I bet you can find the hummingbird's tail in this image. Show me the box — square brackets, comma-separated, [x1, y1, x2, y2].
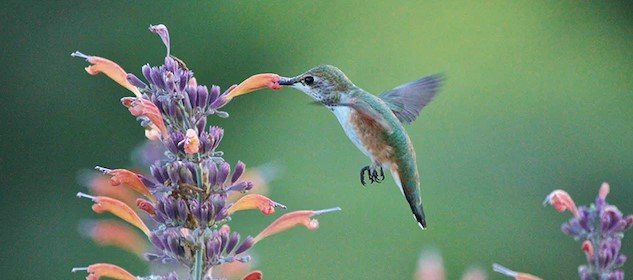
[390, 167, 427, 229]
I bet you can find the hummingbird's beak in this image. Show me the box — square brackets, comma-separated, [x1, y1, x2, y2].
[278, 76, 298, 86]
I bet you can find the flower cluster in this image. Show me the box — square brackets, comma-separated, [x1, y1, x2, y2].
[71, 24, 339, 280]
[544, 183, 632, 280]
[495, 183, 631, 280]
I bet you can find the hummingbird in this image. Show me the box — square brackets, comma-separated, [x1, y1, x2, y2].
[278, 65, 442, 229]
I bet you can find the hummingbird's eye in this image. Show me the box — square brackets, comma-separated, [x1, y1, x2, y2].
[304, 76, 314, 85]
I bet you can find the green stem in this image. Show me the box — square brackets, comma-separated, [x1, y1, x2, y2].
[192, 240, 205, 280]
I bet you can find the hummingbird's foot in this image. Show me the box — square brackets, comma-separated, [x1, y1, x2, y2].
[373, 166, 385, 183]
[360, 165, 384, 185]
[360, 166, 374, 186]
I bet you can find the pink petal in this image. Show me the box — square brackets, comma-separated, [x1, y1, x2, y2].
[599, 182, 610, 200]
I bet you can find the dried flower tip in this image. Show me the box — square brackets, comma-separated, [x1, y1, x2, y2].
[581, 240, 594, 258]
[253, 207, 341, 244]
[71, 51, 141, 98]
[228, 194, 286, 216]
[242, 271, 263, 280]
[136, 198, 156, 215]
[121, 97, 169, 139]
[95, 166, 155, 202]
[72, 263, 136, 280]
[599, 182, 610, 200]
[149, 24, 170, 57]
[81, 220, 147, 256]
[543, 189, 578, 217]
[184, 129, 200, 155]
[226, 73, 282, 100]
[492, 263, 542, 280]
[77, 192, 150, 236]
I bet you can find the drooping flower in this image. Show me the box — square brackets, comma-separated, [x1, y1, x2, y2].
[77, 192, 150, 236]
[95, 166, 155, 202]
[70, 52, 142, 98]
[543, 189, 578, 217]
[81, 172, 138, 207]
[121, 97, 169, 139]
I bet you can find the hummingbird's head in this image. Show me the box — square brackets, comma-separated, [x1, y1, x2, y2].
[279, 65, 355, 106]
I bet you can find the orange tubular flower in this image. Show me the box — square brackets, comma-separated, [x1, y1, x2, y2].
[71, 52, 141, 98]
[82, 220, 148, 257]
[121, 97, 169, 139]
[226, 73, 282, 100]
[543, 189, 579, 217]
[71, 263, 136, 280]
[228, 194, 286, 216]
[85, 173, 138, 207]
[95, 166, 155, 202]
[253, 207, 341, 244]
[77, 192, 150, 236]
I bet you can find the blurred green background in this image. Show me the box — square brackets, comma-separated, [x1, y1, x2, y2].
[1, 1, 632, 279]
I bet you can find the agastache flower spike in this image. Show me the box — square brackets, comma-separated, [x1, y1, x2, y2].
[95, 166, 155, 202]
[71, 52, 141, 98]
[77, 192, 150, 236]
[74, 24, 341, 279]
[253, 207, 341, 244]
[72, 263, 136, 280]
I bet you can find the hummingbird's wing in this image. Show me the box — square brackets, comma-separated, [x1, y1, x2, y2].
[378, 74, 444, 124]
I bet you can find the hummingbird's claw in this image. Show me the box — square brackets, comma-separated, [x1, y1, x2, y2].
[360, 166, 372, 186]
[360, 165, 384, 186]
[370, 165, 385, 183]
[378, 167, 385, 182]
